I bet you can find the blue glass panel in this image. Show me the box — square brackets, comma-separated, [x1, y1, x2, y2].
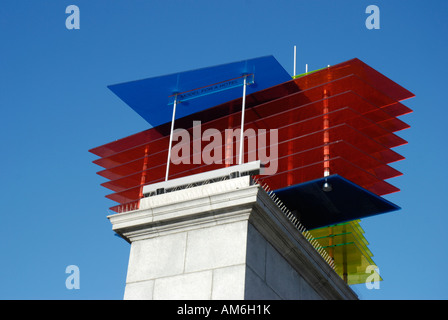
[167, 73, 255, 105]
[107, 56, 292, 127]
[274, 174, 400, 229]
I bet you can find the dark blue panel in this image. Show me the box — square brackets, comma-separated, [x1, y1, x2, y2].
[274, 175, 400, 230]
[108, 55, 292, 127]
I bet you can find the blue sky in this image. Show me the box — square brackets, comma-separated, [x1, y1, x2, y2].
[0, 0, 446, 300]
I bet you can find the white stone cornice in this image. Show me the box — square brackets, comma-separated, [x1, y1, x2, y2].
[108, 176, 258, 242]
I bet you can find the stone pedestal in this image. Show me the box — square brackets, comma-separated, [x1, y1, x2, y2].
[108, 176, 357, 300]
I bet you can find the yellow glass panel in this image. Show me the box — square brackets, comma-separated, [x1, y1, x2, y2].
[309, 220, 382, 285]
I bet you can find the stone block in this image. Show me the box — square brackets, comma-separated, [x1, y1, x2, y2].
[126, 232, 187, 283]
[123, 280, 154, 300]
[211, 264, 246, 300]
[153, 270, 213, 300]
[184, 221, 248, 273]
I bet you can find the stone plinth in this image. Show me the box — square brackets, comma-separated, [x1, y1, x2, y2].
[108, 176, 357, 300]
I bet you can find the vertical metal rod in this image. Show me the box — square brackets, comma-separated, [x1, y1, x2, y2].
[165, 94, 178, 181]
[138, 144, 150, 209]
[323, 89, 330, 177]
[342, 224, 348, 283]
[293, 46, 297, 77]
[238, 75, 247, 165]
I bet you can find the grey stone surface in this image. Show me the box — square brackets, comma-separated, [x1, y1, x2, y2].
[153, 270, 213, 300]
[211, 264, 246, 299]
[126, 232, 187, 283]
[244, 266, 281, 300]
[265, 241, 307, 299]
[123, 280, 154, 300]
[184, 221, 248, 273]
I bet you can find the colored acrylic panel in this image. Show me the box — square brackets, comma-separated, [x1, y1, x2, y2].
[293, 58, 414, 102]
[309, 220, 382, 285]
[98, 136, 402, 196]
[107, 55, 292, 127]
[274, 175, 400, 230]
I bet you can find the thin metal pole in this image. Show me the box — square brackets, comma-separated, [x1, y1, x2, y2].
[323, 89, 330, 177]
[293, 46, 297, 77]
[138, 144, 150, 208]
[165, 94, 178, 181]
[238, 75, 247, 165]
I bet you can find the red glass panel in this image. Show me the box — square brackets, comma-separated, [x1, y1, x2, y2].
[97, 119, 406, 202]
[89, 126, 166, 158]
[254, 157, 399, 196]
[293, 58, 414, 102]
[92, 74, 410, 169]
